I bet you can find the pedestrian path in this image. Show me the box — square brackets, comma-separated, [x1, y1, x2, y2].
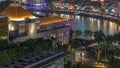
[80, 57, 97, 65]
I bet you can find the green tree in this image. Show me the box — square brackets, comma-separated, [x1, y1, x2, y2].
[84, 30, 93, 40]
[93, 30, 105, 61]
[74, 30, 82, 39]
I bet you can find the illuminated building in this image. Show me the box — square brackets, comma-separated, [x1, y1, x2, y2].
[1, 3, 73, 45]
[1, 3, 40, 43]
[38, 16, 73, 45]
[19, 0, 50, 9]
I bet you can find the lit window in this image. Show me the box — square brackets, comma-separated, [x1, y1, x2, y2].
[19, 23, 25, 33]
[66, 32, 68, 35]
[59, 39, 61, 41]
[28, 23, 36, 38]
[51, 33, 56, 38]
[59, 33, 61, 36]
[9, 23, 14, 31]
[61, 33, 63, 36]
[43, 37, 46, 39]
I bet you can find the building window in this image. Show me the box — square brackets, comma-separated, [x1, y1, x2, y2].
[61, 33, 63, 36]
[62, 39, 64, 45]
[9, 23, 14, 31]
[43, 36, 47, 39]
[63, 39, 66, 44]
[51, 33, 56, 38]
[28, 23, 36, 38]
[19, 27, 25, 33]
[66, 32, 68, 35]
[59, 33, 61, 37]
[19, 23, 25, 33]
[36, 23, 40, 29]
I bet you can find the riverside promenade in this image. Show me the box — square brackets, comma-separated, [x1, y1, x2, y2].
[38, 9, 120, 24]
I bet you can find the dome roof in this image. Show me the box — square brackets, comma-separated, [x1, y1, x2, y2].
[1, 3, 32, 20]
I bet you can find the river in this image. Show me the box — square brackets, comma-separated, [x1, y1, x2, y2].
[35, 11, 120, 36]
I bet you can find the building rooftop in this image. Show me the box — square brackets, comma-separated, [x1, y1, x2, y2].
[1, 3, 33, 20]
[40, 16, 69, 26]
[0, 50, 72, 68]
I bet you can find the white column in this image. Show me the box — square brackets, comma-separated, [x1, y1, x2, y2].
[28, 23, 36, 39]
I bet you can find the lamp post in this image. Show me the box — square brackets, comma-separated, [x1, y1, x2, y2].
[79, 46, 85, 68]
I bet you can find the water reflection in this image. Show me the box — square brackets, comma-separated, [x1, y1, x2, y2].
[57, 14, 120, 35]
[37, 12, 120, 36]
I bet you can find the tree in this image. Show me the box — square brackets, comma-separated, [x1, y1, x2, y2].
[84, 30, 93, 40]
[74, 30, 82, 39]
[93, 30, 105, 61]
[94, 30, 105, 43]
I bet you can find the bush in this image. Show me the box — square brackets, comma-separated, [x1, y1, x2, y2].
[0, 38, 53, 63]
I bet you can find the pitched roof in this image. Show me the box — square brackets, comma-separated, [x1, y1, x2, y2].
[40, 16, 69, 25]
[1, 3, 32, 19]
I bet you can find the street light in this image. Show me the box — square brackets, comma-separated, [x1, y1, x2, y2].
[79, 46, 85, 68]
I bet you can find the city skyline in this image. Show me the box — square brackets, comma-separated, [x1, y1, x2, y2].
[0, 0, 120, 68]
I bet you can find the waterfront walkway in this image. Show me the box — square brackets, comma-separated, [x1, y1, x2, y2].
[38, 9, 120, 24]
[82, 58, 96, 65]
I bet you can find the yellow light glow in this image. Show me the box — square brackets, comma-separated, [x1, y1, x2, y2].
[29, 16, 37, 19]
[10, 18, 25, 21]
[94, 62, 106, 68]
[0, 36, 8, 40]
[100, 0, 104, 2]
[30, 23, 35, 33]
[9, 24, 14, 31]
[94, 64, 106, 68]
[40, 16, 69, 26]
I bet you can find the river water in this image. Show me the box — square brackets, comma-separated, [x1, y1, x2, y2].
[35, 11, 120, 36]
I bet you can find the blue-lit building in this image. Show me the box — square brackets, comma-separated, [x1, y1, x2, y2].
[19, 0, 52, 9]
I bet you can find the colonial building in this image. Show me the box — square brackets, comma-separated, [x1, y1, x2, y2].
[38, 16, 73, 45]
[1, 3, 40, 43]
[1, 3, 73, 45]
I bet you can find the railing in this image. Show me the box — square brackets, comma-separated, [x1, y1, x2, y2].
[40, 9, 120, 22]
[9, 31, 27, 38]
